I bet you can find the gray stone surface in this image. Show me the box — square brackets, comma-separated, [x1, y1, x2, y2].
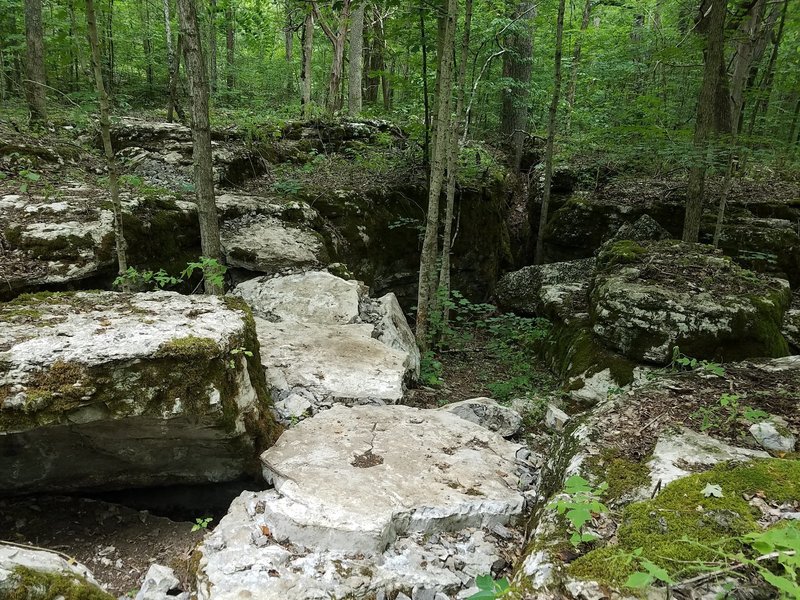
[440, 397, 522, 437]
[0, 543, 104, 594]
[0, 291, 274, 494]
[783, 309, 800, 353]
[232, 272, 418, 421]
[544, 404, 570, 431]
[749, 420, 796, 453]
[135, 564, 186, 600]
[197, 404, 532, 599]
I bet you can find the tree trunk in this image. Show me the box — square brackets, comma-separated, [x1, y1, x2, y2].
[86, 0, 128, 287]
[746, 0, 788, 137]
[499, 0, 534, 172]
[210, 0, 217, 92]
[176, 0, 223, 294]
[533, 0, 566, 265]
[713, 0, 765, 247]
[142, 0, 154, 88]
[284, 0, 294, 96]
[420, 4, 430, 168]
[225, 0, 234, 90]
[164, 0, 185, 122]
[107, 0, 115, 92]
[24, 0, 47, 123]
[683, 0, 729, 243]
[301, 10, 314, 118]
[313, 0, 351, 113]
[415, 0, 457, 348]
[348, 3, 364, 116]
[68, 0, 78, 91]
[439, 0, 472, 323]
[565, 0, 591, 135]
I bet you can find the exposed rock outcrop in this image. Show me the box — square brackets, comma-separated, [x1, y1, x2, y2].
[0, 290, 278, 494]
[590, 240, 791, 364]
[197, 404, 536, 599]
[232, 271, 419, 422]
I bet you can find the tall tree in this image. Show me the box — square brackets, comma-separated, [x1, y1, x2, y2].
[300, 8, 314, 118]
[415, 0, 457, 347]
[23, 0, 47, 123]
[439, 0, 472, 324]
[225, 0, 235, 90]
[683, 0, 730, 243]
[163, 0, 184, 122]
[176, 0, 224, 294]
[500, 0, 534, 172]
[533, 0, 566, 265]
[86, 0, 128, 287]
[565, 0, 591, 135]
[284, 0, 295, 97]
[210, 0, 218, 92]
[348, 2, 365, 116]
[312, 0, 351, 112]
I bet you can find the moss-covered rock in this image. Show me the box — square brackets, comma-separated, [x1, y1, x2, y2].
[590, 240, 791, 364]
[0, 290, 279, 494]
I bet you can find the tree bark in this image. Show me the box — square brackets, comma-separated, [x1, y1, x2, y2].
[300, 9, 314, 118]
[313, 0, 351, 113]
[565, 0, 591, 135]
[533, 0, 566, 265]
[439, 0, 472, 323]
[142, 0, 154, 88]
[225, 0, 235, 90]
[284, 0, 294, 96]
[499, 0, 534, 172]
[348, 3, 364, 116]
[210, 0, 217, 92]
[86, 0, 128, 287]
[415, 0, 457, 348]
[713, 0, 765, 247]
[24, 0, 47, 123]
[164, 0, 185, 122]
[746, 0, 788, 136]
[683, 0, 729, 243]
[176, 0, 223, 294]
[420, 4, 430, 168]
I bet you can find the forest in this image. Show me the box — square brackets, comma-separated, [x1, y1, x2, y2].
[1, 0, 800, 598]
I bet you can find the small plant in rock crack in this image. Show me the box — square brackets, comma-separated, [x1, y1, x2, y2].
[548, 475, 608, 547]
[191, 517, 213, 532]
[669, 346, 726, 377]
[228, 347, 253, 369]
[690, 392, 770, 434]
[467, 574, 511, 599]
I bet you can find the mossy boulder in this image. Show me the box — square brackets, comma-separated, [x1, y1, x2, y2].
[590, 240, 791, 364]
[784, 308, 800, 353]
[0, 290, 279, 495]
[0, 544, 112, 600]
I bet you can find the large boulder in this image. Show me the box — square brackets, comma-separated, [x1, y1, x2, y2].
[0, 543, 111, 599]
[590, 240, 791, 364]
[232, 271, 419, 421]
[197, 404, 535, 599]
[0, 290, 279, 494]
[784, 308, 800, 353]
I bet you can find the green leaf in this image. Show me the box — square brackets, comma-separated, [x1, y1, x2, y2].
[625, 572, 653, 588]
[702, 483, 723, 498]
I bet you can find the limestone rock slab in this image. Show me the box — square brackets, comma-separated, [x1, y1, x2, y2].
[0, 291, 277, 494]
[0, 543, 107, 597]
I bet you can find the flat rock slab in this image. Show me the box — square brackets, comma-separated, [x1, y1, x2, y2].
[0, 291, 276, 494]
[0, 543, 106, 597]
[260, 404, 531, 555]
[197, 404, 534, 600]
[233, 272, 419, 420]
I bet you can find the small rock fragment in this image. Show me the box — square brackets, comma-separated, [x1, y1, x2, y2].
[750, 421, 796, 453]
[544, 404, 570, 431]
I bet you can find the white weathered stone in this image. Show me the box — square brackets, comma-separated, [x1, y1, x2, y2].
[440, 397, 522, 437]
[222, 215, 324, 273]
[197, 404, 531, 600]
[135, 564, 182, 600]
[0, 544, 103, 593]
[544, 404, 570, 431]
[374, 293, 421, 378]
[234, 271, 361, 324]
[750, 420, 796, 453]
[645, 428, 769, 495]
[0, 291, 273, 494]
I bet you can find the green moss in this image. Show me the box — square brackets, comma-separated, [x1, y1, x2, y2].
[4, 567, 115, 600]
[596, 240, 647, 267]
[155, 336, 221, 360]
[586, 451, 651, 501]
[569, 459, 800, 586]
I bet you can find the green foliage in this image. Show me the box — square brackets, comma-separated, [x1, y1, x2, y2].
[548, 475, 609, 547]
[272, 178, 303, 196]
[467, 575, 511, 599]
[690, 392, 770, 434]
[228, 346, 254, 369]
[114, 257, 227, 292]
[668, 346, 726, 377]
[420, 350, 443, 387]
[191, 517, 213, 532]
[742, 521, 800, 598]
